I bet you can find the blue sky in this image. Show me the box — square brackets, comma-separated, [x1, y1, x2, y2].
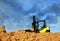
[0, 0, 60, 32]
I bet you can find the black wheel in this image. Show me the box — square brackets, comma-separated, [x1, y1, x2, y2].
[46, 30, 50, 32]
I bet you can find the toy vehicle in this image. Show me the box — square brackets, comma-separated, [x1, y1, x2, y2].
[25, 16, 50, 33]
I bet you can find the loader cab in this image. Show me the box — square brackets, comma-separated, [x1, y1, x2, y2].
[37, 20, 50, 33]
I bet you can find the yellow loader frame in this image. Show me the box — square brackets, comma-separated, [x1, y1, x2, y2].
[39, 26, 50, 33]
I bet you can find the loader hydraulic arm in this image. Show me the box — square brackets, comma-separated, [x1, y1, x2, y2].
[32, 16, 38, 32]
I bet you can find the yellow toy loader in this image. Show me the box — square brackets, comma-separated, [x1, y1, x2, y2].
[25, 16, 50, 33]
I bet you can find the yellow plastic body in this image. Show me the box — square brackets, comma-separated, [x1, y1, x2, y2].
[39, 26, 50, 33]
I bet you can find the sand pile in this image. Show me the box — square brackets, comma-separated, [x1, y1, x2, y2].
[0, 26, 60, 41]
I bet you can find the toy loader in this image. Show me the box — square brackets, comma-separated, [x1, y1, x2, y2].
[25, 16, 50, 33]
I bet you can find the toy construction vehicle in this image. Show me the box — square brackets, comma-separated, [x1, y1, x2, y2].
[25, 16, 50, 33]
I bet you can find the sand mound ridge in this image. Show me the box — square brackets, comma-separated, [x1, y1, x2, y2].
[0, 26, 60, 41]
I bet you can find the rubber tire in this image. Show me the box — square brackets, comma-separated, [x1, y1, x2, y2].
[46, 30, 50, 32]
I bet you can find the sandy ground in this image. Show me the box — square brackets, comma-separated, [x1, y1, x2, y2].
[0, 26, 60, 41]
